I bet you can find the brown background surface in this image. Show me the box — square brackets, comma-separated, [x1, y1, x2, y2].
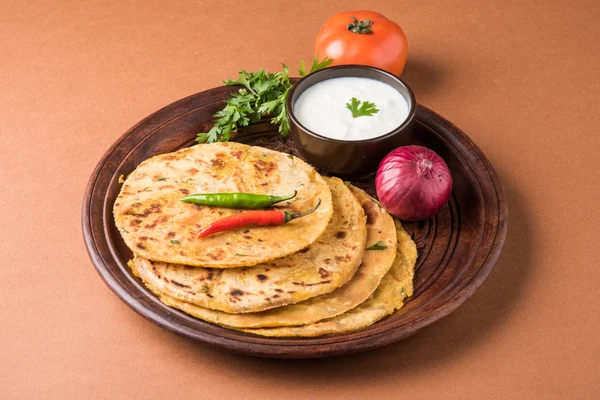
[1, 0, 599, 398]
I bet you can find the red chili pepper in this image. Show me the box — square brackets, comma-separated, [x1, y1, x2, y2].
[197, 199, 321, 239]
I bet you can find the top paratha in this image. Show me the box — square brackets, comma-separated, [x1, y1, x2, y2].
[114, 142, 333, 268]
[129, 177, 367, 313]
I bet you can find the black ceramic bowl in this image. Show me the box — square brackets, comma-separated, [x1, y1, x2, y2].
[287, 65, 416, 176]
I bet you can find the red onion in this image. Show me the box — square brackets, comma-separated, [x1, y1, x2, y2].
[375, 145, 453, 221]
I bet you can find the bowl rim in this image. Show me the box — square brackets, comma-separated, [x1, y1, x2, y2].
[286, 64, 417, 144]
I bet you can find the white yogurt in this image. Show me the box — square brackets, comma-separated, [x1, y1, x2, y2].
[293, 77, 409, 141]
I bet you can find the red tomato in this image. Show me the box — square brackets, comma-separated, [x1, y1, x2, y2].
[314, 11, 408, 76]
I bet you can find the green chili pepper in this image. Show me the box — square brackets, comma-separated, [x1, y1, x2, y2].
[180, 191, 297, 209]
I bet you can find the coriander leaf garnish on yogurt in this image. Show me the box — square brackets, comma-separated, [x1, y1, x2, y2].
[346, 97, 379, 118]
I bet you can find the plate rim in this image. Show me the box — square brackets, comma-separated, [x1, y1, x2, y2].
[82, 86, 507, 359]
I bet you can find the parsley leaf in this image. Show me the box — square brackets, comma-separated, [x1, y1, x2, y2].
[196, 56, 333, 143]
[299, 56, 334, 77]
[346, 97, 379, 118]
[366, 241, 387, 250]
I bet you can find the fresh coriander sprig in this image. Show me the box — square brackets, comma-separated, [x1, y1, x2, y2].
[298, 57, 334, 77]
[197, 56, 333, 143]
[346, 97, 379, 118]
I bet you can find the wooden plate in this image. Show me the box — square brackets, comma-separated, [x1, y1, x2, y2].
[82, 84, 507, 359]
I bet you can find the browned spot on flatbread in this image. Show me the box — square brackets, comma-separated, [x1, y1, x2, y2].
[167, 232, 176, 238]
[230, 289, 244, 297]
[145, 215, 168, 229]
[336, 231, 347, 239]
[170, 280, 191, 288]
[211, 159, 225, 168]
[196, 272, 213, 283]
[179, 188, 189, 195]
[178, 148, 194, 157]
[231, 150, 243, 160]
[123, 202, 163, 218]
[318, 267, 330, 279]
[253, 159, 277, 177]
[187, 168, 199, 174]
[211, 152, 227, 169]
[362, 200, 378, 224]
[292, 280, 332, 287]
[206, 250, 226, 260]
[136, 243, 146, 250]
[130, 219, 142, 227]
[257, 274, 268, 281]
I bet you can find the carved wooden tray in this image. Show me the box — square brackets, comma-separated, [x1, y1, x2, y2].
[82, 85, 507, 359]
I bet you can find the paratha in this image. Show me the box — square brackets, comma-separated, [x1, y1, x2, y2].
[151, 184, 397, 327]
[129, 177, 367, 313]
[114, 142, 333, 268]
[239, 220, 417, 337]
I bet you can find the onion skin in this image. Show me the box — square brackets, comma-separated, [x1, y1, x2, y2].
[375, 145, 453, 221]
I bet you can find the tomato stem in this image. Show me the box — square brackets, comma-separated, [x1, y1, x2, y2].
[347, 16, 373, 34]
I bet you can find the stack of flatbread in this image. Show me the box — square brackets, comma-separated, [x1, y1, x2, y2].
[114, 142, 417, 337]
